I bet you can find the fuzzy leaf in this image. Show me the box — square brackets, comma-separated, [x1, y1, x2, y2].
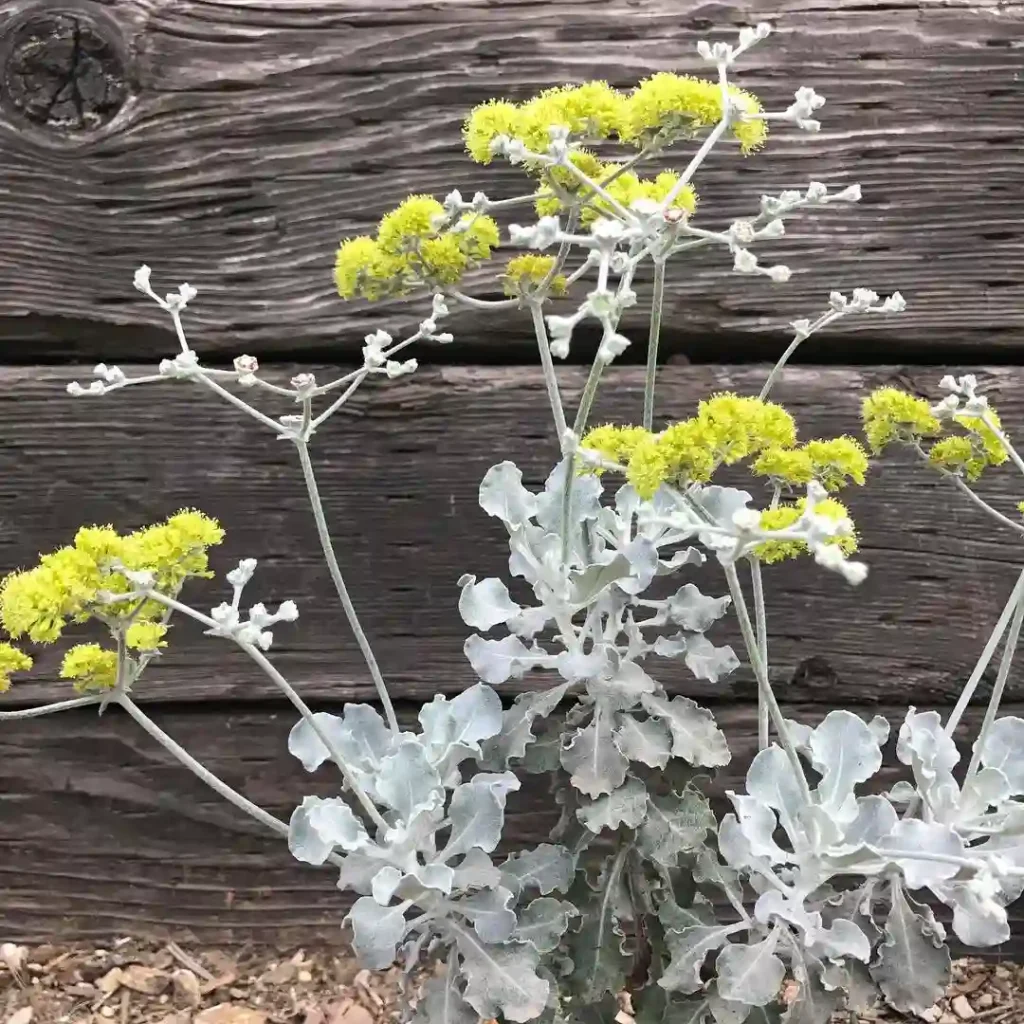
[587, 660, 658, 711]
[782, 957, 841, 1024]
[561, 703, 629, 797]
[745, 746, 805, 845]
[897, 709, 959, 785]
[638, 790, 714, 866]
[684, 635, 740, 684]
[515, 897, 576, 952]
[577, 777, 649, 833]
[874, 819, 965, 890]
[614, 713, 673, 768]
[377, 741, 444, 821]
[454, 924, 550, 1023]
[418, 682, 503, 769]
[452, 848, 502, 890]
[664, 584, 732, 632]
[464, 634, 537, 685]
[456, 885, 518, 943]
[715, 932, 785, 1008]
[641, 693, 730, 768]
[458, 576, 521, 630]
[288, 706, 393, 775]
[501, 843, 576, 897]
[478, 682, 570, 769]
[570, 554, 635, 607]
[870, 881, 950, 1016]
[978, 716, 1024, 793]
[289, 796, 343, 865]
[660, 923, 743, 994]
[347, 896, 407, 968]
[440, 772, 520, 860]
[414, 972, 478, 1024]
[479, 461, 538, 527]
[809, 710, 883, 817]
[568, 908, 631, 1001]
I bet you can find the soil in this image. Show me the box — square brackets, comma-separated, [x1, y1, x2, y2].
[0, 940, 1020, 1024]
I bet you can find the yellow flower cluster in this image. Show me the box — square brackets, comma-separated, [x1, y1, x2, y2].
[0, 642, 32, 693]
[756, 498, 857, 564]
[501, 253, 568, 299]
[0, 510, 223, 644]
[580, 394, 795, 499]
[463, 75, 766, 165]
[334, 196, 500, 300]
[577, 169, 698, 226]
[926, 411, 1009, 481]
[752, 436, 869, 492]
[60, 643, 118, 693]
[862, 388, 942, 453]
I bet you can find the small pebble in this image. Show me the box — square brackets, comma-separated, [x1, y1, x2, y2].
[298, 969, 313, 983]
[99, 1008, 115, 1020]
[951, 994, 975, 1020]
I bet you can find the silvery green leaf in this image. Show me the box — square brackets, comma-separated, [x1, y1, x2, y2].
[716, 932, 785, 1007]
[464, 633, 539, 684]
[652, 634, 690, 659]
[868, 715, 891, 746]
[337, 852, 384, 894]
[371, 866, 403, 905]
[458, 575, 521, 630]
[588, 660, 658, 711]
[978, 716, 1024, 793]
[347, 896, 408, 968]
[413, 972, 477, 1024]
[887, 780, 917, 805]
[660, 923, 745, 993]
[870, 881, 950, 1016]
[507, 605, 551, 639]
[745, 746, 805, 847]
[708, 991, 752, 1024]
[694, 848, 747, 917]
[933, 872, 1010, 946]
[569, 554, 634, 607]
[501, 843, 576, 896]
[287, 711, 349, 772]
[808, 710, 883, 818]
[638, 790, 714, 865]
[304, 795, 372, 853]
[641, 694, 731, 768]
[408, 862, 456, 895]
[377, 741, 445, 821]
[873, 819, 964, 889]
[614, 713, 672, 768]
[659, 892, 716, 933]
[691, 485, 752, 550]
[418, 682, 503, 769]
[478, 681, 570, 769]
[728, 795, 788, 864]
[441, 772, 520, 860]
[577, 777, 648, 833]
[558, 648, 612, 682]
[536, 458, 602, 535]
[567, 910, 631, 1001]
[479, 461, 538, 527]
[454, 924, 550, 1023]
[897, 708, 959, 786]
[665, 584, 732, 632]
[523, 726, 564, 774]
[289, 796, 339, 865]
[456, 885, 518, 942]
[841, 795, 898, 850]
[452, 848, 501, 890]
[814, 919, 872, 963]
[634, 990, 711, 1024]
[782, 956, 841, 1024]
[685, 635, 740, 684]
[561, 703, 629, 797]
[514, 897, 576, 952]
[657, 546, 706, 575]
[617, 536, 660, 594]
[288, 705, 396, 777]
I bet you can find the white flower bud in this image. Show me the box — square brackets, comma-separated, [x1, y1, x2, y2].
[234, 354, 259, 379]
[67, 381, 84, 396]
[881, 291, 906, 314]
[806, 181, 828, 201]
[290, 372, 316, 392]
[431, 293, 449, 318]
[932, 394, 960, 420]
[227, 558, 258, 588]
[385, 358, 417, 379]
[133, 265, 152, 293]
[798, 119, 821, 132]
[755, 22, 772, 39]
[124, 568, 155, 586]
[179, 283, 198, 305]
[733, 248, 759, 274]
[434, 332, 454, 344]
[850, 288, 880, 310]
[697, 40, 714, 61]
[730, 220, 756, 244]
[767, 264, 792, 283]
[757, 220, 785, 239]
[597, 332, 631, 364]
[443, 189, 464, 214]
[276, 600, 299, 622]
[828, 291, 848, 312]
[834, 183, 862, 202]
[791, 318, 812, 341]
[210, 602, 239, 628]
[938, 375, 959, 392]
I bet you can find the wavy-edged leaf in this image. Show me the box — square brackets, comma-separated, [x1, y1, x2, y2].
[478, 681, 570, 770]
[347, 896, 408, 968]
[377, 740, 445, 821]
[715, 931, 785, 1007]
[440, 772, 520, 860]
[808, 710, 883, 818]
[457, 575, 521, 631]
[514, 897, 577, 953]
[455, 885, 518, 943]
[660, 922, 745, 994]
[501, 843, 577, 897]
[685, 635, 740, 684]
[614, 712, 673, 768]
[479, 461, 538, 527]
[638, 790, 714, 866]
[453, 923, 549, 1023]
[641, 693, 730, 768]
[561, 703, 629, 797]
[578, 777, 649, 833]
[979, 716, 1024, 793]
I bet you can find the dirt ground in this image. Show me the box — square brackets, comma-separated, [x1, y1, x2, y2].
[0, 940, 1020, 1024]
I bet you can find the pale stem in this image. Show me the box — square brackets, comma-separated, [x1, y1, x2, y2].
[311, 375, 366, 431]
[867, 846, 1024, 878]
[137, 589, 389, 831]
[0, 695, 102, 720]
[946, 565, 1024, 735]
[749, 558, 770, 749]
[949, 473, 1024, 537]
[295, 440, 399, 735]
[195, 371, 287, 436]
[557, 160, 635, 224]
[116, 693, 292, 840]
[724, 562, 813, 804]
[448, 290, 519, 310]
[642, 258, 667, 431]
[964, 593, 1024, 785]
[528, 299, 568, 440]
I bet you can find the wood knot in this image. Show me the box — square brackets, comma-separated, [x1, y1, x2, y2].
[1, 5, 128, 135]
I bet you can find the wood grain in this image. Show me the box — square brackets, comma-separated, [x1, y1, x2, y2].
[3, 364, 1024, 710]
[2, 700, 1021, 951]
[1, 1, 1022, 360]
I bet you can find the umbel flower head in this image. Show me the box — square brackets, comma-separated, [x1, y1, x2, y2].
[334, 196, 499, 300]
[0, 642, 32, 693]
[0, 510, 223, 645]
[756, 497, 857, 564]
[501, 253, 568, 299]
[862, 387, 942, 452]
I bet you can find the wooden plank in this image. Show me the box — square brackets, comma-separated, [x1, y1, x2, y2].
[2, 364, 1023, 709]
[0, 2, 1022, 359]
[2, 700, 1021, 951]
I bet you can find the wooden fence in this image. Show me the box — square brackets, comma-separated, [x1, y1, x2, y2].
[1, 0, 1023, 952]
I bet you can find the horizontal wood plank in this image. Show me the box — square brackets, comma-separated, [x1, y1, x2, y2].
[0, 1, 1022, 359]
[2, 364, 1024, 710]
[1, 700, 1021, 952]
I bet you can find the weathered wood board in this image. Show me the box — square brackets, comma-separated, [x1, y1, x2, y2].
[0, 0, 1022, 360]
[2, 365, 1023, 709]
[2, 700, 1022, 952]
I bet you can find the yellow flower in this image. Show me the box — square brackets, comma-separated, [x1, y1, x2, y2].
[862, 388, 942, 453]
[755, 498, 856, 564]
[502, 253, 568, 299]
[377, 195, 447, 255]
[1, 547, 100, 643]
[928, 436, 986, 482]
[517, 82, 630, 152]
[0, 642, 32, 693]
[463, 99, 522, 163]
[955, 411, 1009, 468]
[580, 168, 698, 226]
[60, 643, 118, 693]
[626, 436, 670, 499]
[580, 425, 652, 473]
[752, 447, 815, 487]
[696, 393, 796, 463]
[333, 237, 411, 301]
[125, 621, 168, 651]
[123, 509, 224, 592]
[802, 436, 869, 491]
[458, 214, 501, 257]
[623, 73, 768, 153]
[535, 150, 607, 217]
[419, 234, 469, 285]
[658, 419, 717, 484]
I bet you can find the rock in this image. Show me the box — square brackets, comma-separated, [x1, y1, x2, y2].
[951, 995, 975, 1020]
[121, 964, 171, 995]
[298, 969, 313, 984]
[172, 968, 202, 1008]
[975, 993, 994, 1009]
[194, 1006, 268, 1024]
[919, 1007, 942, 1023]
[6, 1008, 33, 1024]
[261, 960, 297, 985]
[96, 966, 124, 995]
